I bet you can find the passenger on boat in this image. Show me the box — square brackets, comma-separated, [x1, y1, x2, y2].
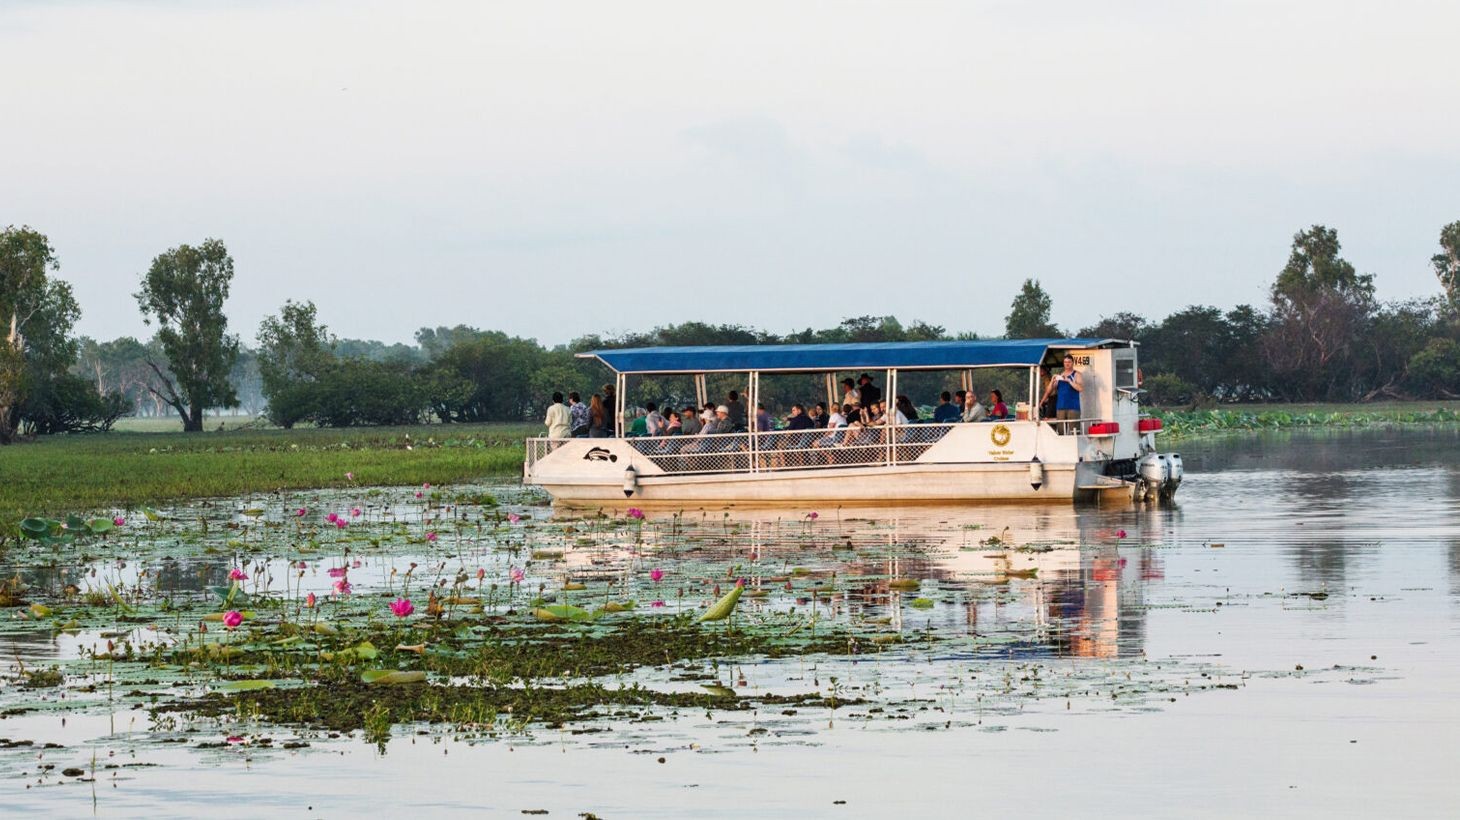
[987, 390, 1009, 420]
[628, 407, 648, 437]
[895, 395, 919, 423]
[809, 402, 827, 428]
[568, 392, 589, 437]
[1043, 354, 1083, 428]
[703, 405, 733, 436]
[724, 391, 747, 431]
[664, 410, 682, 435]
[755, 403, 773, 433]
[785, 403, 816, 431]
[678, 407, 701, 435]
[645, 402, 668, 436]
[857, 374, 881, 409]
[962, 390, 987, 423]
[588, 394, 610, 437]
[841, 378, 860, 408]
[811, 404, 851, 460]
[932, 391, 960, 423]
[544, 392, 572, 439]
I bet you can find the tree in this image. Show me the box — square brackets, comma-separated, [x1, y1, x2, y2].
[1, 226, 67, 443]
[1435, 220, 1460, 317]
[1004, 279, 1060, 338]
[1262, 225, 1376, 401]
[1078, 312, 1150, 343]
[257, 301, 337, 427]
[135, 238, 240, 431]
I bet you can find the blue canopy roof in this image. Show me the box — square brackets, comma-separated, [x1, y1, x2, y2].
[580, 338, 1115, 374]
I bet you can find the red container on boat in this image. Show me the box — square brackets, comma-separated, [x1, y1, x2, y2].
[1138, 418, 1163, 434]
[1087, 421, 1120, 436]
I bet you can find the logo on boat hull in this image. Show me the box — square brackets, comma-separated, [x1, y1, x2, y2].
[990, 424, 1011, 447]
[583, 447, 619, 463]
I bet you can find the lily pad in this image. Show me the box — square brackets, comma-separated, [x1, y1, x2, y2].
[218, 679, 279, 692]
[361, 670, 427, 685]
[533, 605, 593, 622]
[700, 585, 744, 622]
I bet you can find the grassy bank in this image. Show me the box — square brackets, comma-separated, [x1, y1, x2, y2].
[0, 422, 535, 535]
[1151, 401, 1460, 438]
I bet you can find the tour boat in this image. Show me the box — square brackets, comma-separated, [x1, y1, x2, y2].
[524, 338, 1182, 506]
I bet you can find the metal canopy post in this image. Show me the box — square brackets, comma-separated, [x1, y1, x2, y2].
[615, 373, 626, 437]
[886, 368, 897, 465]
[694, 374, 706, 410]
[748, 371, 759, 474]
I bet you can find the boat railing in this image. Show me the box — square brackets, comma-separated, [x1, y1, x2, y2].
[624, 422, 964, 475]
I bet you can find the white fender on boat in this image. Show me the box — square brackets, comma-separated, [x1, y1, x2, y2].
[1029, 457, 1044, 490]
[622, 466, 638, 498]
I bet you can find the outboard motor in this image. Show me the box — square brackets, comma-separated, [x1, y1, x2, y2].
[1138, 453, 1166, 501]
[623, 466, 638, 498]
[1161, 453, 1184, 499]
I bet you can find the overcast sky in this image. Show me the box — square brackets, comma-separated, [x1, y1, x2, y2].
[4, 0, 1457, 347]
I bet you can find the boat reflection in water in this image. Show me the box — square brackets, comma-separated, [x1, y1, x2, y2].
[552, 502, 1171, 661]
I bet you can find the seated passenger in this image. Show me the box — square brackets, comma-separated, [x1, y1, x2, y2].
[932, 391, 961, 423]
[785, 403, 815, 431]
[962, 390, 987, 423]
[664, 411, 681, 435]
[644, 402, 667, 436]
[724, 391, 747, 431]
[987, 390, 1009, 420]
[755, 403, 773, 433]
[679, 407, 701, 435]
[628, 408, 648, 437]
[895, 395, 918, 424]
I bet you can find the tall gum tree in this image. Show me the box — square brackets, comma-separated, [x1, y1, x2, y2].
[0, 226, 63, 444]
[134, 238, 240, 432]
[1435, 221, 1460, 318]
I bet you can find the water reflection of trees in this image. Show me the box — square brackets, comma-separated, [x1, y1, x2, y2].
[1281, 472, 1365, 587]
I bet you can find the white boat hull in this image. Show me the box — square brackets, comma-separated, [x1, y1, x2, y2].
[538, 460, 1081, 506]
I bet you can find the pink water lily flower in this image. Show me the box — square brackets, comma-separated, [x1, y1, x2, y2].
[1116, 529, 1128, 539]
[735, 577, 747, 587]
[335, 519, 348, 529]
[305, 592, 317, 608]
[226, 735, 245, 745]
[228, 568, 248, 581]
[326, 512, 339, 523]
[389, 598, 414, 618]
[649, 568, 664, 583]
[415, 491, 423, 499]
[333, 578, 352, 595]
[327, 567, 348, 578]
[422, 482, 431, 490]
[650, 600, 666, 608]
[510, 568, 525, 584]
[222, 610, 243, 628]
[295, 507, 307, 517]
[113, 516, 126, 527]
[626, 507, 645, 520]
[426, 531, 438, 542]
[351, 559, 362, 568]
[346, 472, 354, 481]
[475, 568, 486, 581]
[351, 507, 362, 518]
[507, 513, 521, 524]
[807, 511, 819, 520]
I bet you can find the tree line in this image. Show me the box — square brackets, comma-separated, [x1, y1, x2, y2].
[2, 221, 1457, 441]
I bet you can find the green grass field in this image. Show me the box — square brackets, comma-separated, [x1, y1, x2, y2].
[0, 422, 536, 536]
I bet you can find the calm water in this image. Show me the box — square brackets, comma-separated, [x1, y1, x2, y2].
[3, 427, 1459, 818]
